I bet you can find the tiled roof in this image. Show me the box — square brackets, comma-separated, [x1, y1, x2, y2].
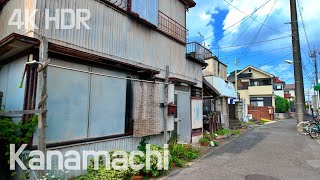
[284, 84, 295, 90]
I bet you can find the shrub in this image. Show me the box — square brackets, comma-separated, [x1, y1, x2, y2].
[199, 137, 210, 145]
[216, 129, 230, 136]
[230, 130, 241, 136]
[276, 96, 290, 113]
[77, 152, 138, 180]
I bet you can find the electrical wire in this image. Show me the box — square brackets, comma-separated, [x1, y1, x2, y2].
[222, 0, 287, 35]
[258, 53, 292, 67]
[238, 0, 278, 61]
[203, 0, 272, 42]
[213, 35, 290, 50]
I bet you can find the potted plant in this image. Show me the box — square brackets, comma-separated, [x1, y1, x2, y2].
[199, 137, 210, 146]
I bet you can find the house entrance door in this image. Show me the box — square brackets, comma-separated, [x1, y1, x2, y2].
[176, 91, 191, 143]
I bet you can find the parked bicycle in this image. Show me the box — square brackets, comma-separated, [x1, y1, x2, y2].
[309, 120, 320, 138]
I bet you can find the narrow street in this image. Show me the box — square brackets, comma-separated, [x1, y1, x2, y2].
[166, 119, 320, 180]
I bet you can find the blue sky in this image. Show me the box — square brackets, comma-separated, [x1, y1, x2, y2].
[187, 0, 320, 99]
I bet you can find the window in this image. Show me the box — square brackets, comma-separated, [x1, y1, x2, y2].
[250, 79, 272, 86]
[131, 0, 159, 26]
[275, 85, 283, 90]
[250, 97, 272, 106]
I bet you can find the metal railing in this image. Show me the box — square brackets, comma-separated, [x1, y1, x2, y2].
[103, 0, 129, 11]
[158, 11, 187, 44]
[186, 42, 212, 60]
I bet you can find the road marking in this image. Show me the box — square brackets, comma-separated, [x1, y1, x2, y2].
[317, 140, 320, 145]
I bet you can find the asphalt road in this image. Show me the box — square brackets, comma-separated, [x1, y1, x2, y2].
[166, 119, 320, 180]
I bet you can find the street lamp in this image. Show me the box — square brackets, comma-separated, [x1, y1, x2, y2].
[284, 60, 294, 64]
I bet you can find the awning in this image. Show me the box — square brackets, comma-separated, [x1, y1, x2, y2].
[204, 76, 237, 98]
[314, 84, 320, 91]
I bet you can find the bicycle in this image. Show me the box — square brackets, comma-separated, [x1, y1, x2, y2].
[309, 120, 320, 138]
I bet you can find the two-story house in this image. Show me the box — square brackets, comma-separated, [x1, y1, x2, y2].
[203, 56, 237, 128]
[0, 0, 203, 178]
[274, 77, 285, 98]
[236, 66, 276, 107]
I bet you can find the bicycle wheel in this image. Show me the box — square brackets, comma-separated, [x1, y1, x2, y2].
[309, 123, 319, 138]
[297, 122, 310, 135]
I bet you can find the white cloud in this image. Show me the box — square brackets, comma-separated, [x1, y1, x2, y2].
[186, 0, 227, 46]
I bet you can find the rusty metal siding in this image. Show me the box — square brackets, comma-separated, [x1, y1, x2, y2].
[0, 0, 37, 40]
[34, 0, 202, 87]
[158, 0, 185, 27]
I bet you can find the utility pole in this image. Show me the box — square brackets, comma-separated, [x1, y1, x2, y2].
[290, 0, 306, 123]
[38, 36, 48, 177]
[310, 51, 319, 109]
[163, 65, 169, 143]
[235, 59, 239, 99]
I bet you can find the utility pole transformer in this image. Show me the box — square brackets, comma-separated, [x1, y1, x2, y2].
[290, 0, 306, 123]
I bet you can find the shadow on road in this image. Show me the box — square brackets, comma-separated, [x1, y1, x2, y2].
[206, 131, 270, 157]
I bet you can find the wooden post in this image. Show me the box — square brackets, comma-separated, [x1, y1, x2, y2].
[164, 66, 169, 143]
[38, 36, 48, 177]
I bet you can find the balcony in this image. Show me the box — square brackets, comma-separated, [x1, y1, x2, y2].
[158, 11, 187, 44]
[103, 0, 129, 11]
[186, 42, 212, 62]
[248, 85, 273, 96]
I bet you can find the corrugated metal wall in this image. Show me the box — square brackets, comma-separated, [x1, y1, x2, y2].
[33, 0, 202, 87]
[0, 0, 37, 40]
[52, 134, 165, 178]
[159, 0, 186, 27]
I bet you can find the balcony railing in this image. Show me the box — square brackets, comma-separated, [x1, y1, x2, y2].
[103, 0, 129, 11]
[158, 11, 187, 44]
[186, 42, 212, 61]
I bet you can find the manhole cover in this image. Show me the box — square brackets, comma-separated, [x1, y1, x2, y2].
[245, 174, 280, 180]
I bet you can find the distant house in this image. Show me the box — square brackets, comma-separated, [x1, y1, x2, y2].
[203, 56, 237, 128]
[284, 84, 295, 100]
[274, 77, 285, 98]
[236, 66, 276, 108]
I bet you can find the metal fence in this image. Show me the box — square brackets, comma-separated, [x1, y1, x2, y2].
[158, 11, 187, 44]
[186, 42, 212, 61]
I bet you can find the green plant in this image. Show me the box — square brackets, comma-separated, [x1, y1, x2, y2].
[230, 130, 241, 136]
[137, 138, 172, 177]
[248, 121, 255, 125]
[78, 153, 137, 180]
[199, 137, 210, 145]
[37, 170, 69, 180]
[213, 141, 219, 146]
[216, 129, 230, 136]
[0, 115, 38, 178]
[276, 96, 290, 113]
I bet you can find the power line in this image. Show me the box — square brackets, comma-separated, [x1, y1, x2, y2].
[258, 53, 292, 67]
[239, 0, 278, 60]
[212, 35, 290, 49]
[203, 0, 272, 42]
[297, 0, 312, 52]
[222, 0, 287, 35]
[226, 46, 292, 58]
